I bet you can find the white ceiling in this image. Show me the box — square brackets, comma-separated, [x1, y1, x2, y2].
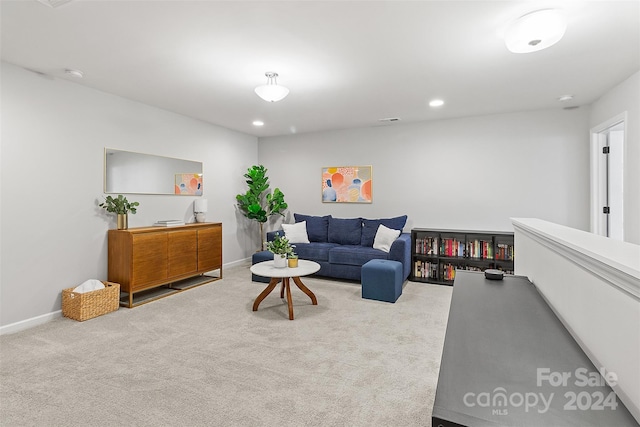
[1, 0, 639, 138]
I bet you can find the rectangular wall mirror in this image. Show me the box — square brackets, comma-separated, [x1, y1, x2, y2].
[104, 148, 203, 195]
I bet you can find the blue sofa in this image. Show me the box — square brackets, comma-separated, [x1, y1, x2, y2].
[263, 214, 411, 282]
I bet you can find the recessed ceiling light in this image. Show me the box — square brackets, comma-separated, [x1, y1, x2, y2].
[429, 99, 444, 107]
[252, 120, 264, 127]
[558, 95, 574, 102]
[65, 69, 84, 78]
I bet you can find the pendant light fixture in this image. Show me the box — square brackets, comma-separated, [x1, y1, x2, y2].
[504, 9, 567, 53]
[255, 72, 289, 102]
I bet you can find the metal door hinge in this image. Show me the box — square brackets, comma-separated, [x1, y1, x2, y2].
[603, 146, 610, 154]
[603, 206, 610, 214]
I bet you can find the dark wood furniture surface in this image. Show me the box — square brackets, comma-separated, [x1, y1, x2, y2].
[432, 270, 637, 427]
[108, 222, 222, 307]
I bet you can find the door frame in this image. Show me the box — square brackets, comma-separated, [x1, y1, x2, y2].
[590, 112, 626, 237]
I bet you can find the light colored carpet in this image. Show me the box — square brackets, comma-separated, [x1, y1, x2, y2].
[0, 262, 452, 427]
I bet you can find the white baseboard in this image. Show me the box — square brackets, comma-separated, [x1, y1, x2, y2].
[0, 310, 62, 335]
[0, 260, 252, 335]
[224, 258, 251, 268]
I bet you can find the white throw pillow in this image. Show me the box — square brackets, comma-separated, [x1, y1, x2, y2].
[373, 224, 401, 252]
[282, 221, 310, 243]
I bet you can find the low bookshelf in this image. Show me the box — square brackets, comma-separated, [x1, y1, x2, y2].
[410, 228, 514, 285]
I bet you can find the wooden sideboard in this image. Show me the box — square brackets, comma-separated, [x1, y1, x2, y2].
[108, 222, 222, 307]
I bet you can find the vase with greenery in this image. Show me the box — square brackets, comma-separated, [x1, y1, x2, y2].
[287, 253, 299, 268]
[99, 194, 140, 230]
[266, 232, 295, 268]
[236, 165, 288, 250]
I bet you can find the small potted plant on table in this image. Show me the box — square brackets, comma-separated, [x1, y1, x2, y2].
[266, 232, 295, 268]
[287, 253, 299, 268]
[99, 195, 140, 230]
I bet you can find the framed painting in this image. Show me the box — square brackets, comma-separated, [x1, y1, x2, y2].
[322, 166, 372, 203]
[175, 173, 203, 195]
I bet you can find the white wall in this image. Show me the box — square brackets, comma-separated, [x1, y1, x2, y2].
[0, 61, 259, 329]
[513, 218, 640, 422]
[590, 71, 640, 244]
[3, 59, 633, 331]
[259, 108, 591, 234]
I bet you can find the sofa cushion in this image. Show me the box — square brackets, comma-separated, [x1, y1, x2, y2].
[328, 217, 362, 245]
[292, 242, 339, 262]
[294, 213, 331, 243]
[282, 221, 310, 243]
[373, 224, 401, 252]
[328, 245, 389, 266]
[360, 215, 407, 247]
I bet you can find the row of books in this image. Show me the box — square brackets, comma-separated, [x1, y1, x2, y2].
[415, 236, 439, 255]
[413, 261, 438, 279]
[466, 239, 493, 259]
[413, 261, 514, 281]
[441, 238, 465, 257]
[412, 262, 461, 281]
[495, 243, 515, 261]
[442, 263, 457, 281]
[414, 236, 515, 261]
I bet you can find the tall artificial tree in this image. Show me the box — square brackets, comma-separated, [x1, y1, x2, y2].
[235, 165, 288, 251]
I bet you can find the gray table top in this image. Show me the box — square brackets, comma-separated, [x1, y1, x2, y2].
[432, 270, 638, 427]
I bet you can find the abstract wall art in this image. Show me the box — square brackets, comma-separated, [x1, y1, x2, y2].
[322, 166, 372, 203]
[175, 173, 203, 195]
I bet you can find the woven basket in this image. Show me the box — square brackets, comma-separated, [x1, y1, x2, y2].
[62, 282, 120, 321]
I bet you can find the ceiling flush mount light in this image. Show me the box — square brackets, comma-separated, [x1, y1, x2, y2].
[65, 68, 84, 78]
[255, 72, 289, 102]
[505, 9, 567, 53]
[429, 99, 444, 107]
[37, 0, 74, 8]
[252, 120, 264, 127]
[558, 94, 574, 102]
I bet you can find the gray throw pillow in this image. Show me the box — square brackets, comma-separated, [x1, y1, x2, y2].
[294, 213, 332, 243]
[361, 215, 407, 247]
[328, 217, 362, 245]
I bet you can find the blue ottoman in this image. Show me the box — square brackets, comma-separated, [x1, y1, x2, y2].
[251, 251, 273, 283]
[361, 259, 403, 303]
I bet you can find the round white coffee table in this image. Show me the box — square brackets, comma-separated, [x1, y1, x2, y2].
[250, 259, 321, 320]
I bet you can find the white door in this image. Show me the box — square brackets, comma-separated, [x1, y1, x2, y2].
[590, 115, 625, 241]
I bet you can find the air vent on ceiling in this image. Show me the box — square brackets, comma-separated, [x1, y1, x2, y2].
[37, 0, 74, 8]
[563, 106, 580, 110]
[378, 117, 401, 122]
